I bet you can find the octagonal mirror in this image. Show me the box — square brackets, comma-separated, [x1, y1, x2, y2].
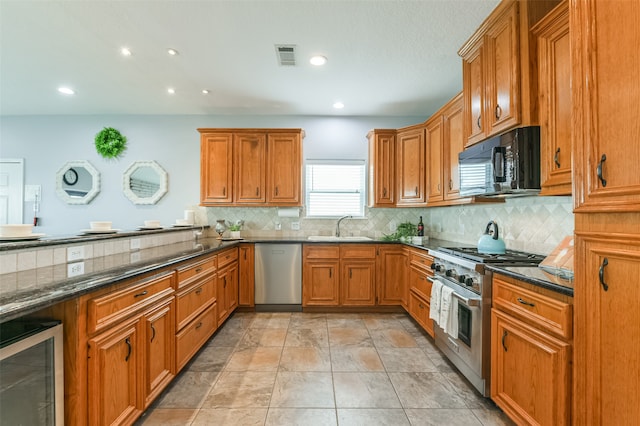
[122, 160, 168, 205]
[55, 160, 100, 204]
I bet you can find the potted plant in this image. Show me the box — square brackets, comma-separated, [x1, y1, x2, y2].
[381, 222, 418, 242]
[228, 220, 243, 239]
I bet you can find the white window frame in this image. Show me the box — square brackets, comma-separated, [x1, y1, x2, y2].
[305, 160, 366, 218]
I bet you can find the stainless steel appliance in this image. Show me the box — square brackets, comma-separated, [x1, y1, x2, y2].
[0, 319, 64, 425]
[459, 126, 541, 197]
[254, 243, 302, 311]
[427, 246, 545, 396]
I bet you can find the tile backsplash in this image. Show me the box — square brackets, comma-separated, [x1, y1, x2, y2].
[205, 195, 574, 255]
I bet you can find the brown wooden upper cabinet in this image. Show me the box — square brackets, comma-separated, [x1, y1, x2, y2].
[396, 124, 426, 206]
[199, 128, 303, 206]
[459, 0, 561, 147]
[533, 1, 571, 196]
[367, 129, 396, 207]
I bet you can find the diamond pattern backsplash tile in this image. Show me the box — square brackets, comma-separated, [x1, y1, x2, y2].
[202, 196, 573, 256]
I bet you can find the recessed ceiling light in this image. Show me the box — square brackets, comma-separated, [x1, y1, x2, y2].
[167, 48, 179, 56]
[333, 101, 345, 109]
[202, 89, 210, 94]
[310, 55, 327, 66]
[167, 88, 176, 94]
[58, 87, 75, 95]
[120, 47, 132, 57]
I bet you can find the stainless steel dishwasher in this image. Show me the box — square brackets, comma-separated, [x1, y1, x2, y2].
[254, 243, 302, 311]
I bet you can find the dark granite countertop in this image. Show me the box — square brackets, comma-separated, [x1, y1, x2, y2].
[485, 265, 574, 297]
[0, 236, 461, 323]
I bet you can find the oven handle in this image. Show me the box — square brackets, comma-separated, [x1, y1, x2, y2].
[427, 276, 481, 307]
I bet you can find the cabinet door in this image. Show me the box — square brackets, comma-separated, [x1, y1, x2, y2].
[485, 2, 520, 136]
[238, 244, 255, 307]
[426, 116, 444, 203]
[572, 0, 640, 211]
[368, 130, 396, 206]
[303, 261, 339, 306]
[143, 299, 175, 408]
[340, 261, 376, 306]
[396, 127, 426, 205]
[536, 2, 571, 196]
[409, 290, 433, 337]
[491, 309, 571, 426]
[217, 263, 238, 324]
[234, 133, 266, 203]
[227, 262, 239, 313]
[462, 40, 486, 146]
[200, 133, 233, 204]
[444, 93, 464, 201]
[267, 132, 301, 205]
[88, 319, 142, 426]
[376, 246, 408, 306]
[575, 235, 640, 424]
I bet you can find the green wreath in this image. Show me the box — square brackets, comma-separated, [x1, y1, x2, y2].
[95, 127, 127, 159]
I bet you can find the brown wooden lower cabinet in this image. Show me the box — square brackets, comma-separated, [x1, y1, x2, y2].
[175, 302, 218, 371]
[238, 243, 255, 307]
[376, 246, 408, 307]
[408, 290, 433, 337]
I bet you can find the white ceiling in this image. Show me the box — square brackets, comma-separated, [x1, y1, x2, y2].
[0, 0, 499, 117]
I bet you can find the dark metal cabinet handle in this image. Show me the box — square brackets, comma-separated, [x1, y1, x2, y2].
[495, 104, 502, 120]
[349, 268, 352, 279]
[195, 322, 203, 330]
[599, 257, 609, 291]
[150, 323, 156, 343]
[597, 154, 607, 187]
[195, 287, 203, 295]
[437, 183, 441, 191]
[418, 303, 425, 309]
[134, 290, 148, 298]
[329, 269, 332, 279]
[275, 187, 279, 196]
[554, 148, 561, 168]
[477, 115, 482, 129]
[223, 277, 227, 288]
[415, 186, 418, 195]
[449, 180, 453, 190]
[244, 250, 247, 260]
[383, 187, 387, 197]
[501, 331, 508, 352]
[222, 187, 226, 196]
[517, 297, 535, 307]
[125, 337, 132, 361]
[256, 187, 259, 196]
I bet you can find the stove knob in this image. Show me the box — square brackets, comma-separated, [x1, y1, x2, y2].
[458, 274, 467, 284]
[433, 264, 445, 272]
[445, 269, 455, 277]
[430, 262, 437, 270]
[465, 277, 475, 287]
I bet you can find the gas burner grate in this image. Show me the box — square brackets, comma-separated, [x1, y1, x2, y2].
[437, 247, 545, 265]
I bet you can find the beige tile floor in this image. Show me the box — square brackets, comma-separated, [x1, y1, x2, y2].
[136, 312, 514, 426]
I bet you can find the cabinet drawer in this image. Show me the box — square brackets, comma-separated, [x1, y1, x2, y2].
[409, 250, 433, 271]
[409, 290, 433, 337]
[88, 272, 174, 334]
[176, 256, 216, 289]
[217, 248, 238, 269]
[304, 245, 340, 259]
[409, 267, 432, 300]
[340, 244, 376, 259]
[493, 277, 573, 339]
[175, 302, 217, 371]
[175, 275, 217, 331]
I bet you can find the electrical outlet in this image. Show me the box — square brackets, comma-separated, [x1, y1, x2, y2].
[67, 262, 85, 277]
[291, 221, 300, 230]
[275, 222, 282, 231]
[67, 246, 85, 262]
[130, 238, 141, 250]
[130, 252, 141, 263]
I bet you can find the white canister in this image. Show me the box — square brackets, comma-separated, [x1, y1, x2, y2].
[184, 210, 195, 225]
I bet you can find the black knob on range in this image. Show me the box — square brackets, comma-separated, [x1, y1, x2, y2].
[465, 277, 475, 286]
[445, 269, 455, 277]
[436, 264, 446, 272]
[430, 263, 437, 270]
[458, 274, 467, 284]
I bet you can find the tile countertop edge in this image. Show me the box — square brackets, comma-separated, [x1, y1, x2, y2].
[0, 239, 237, 323]
[485, 264, 574, 297]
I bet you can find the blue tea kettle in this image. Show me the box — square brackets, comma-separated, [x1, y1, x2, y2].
[478, 220, 506, 254]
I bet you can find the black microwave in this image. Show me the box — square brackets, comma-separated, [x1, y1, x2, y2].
[458, 126, 541, 197]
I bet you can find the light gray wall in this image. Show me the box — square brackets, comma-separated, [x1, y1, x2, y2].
[0, 115, 422, 236]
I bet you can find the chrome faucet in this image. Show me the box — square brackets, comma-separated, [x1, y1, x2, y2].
[335, 215, 352, 237]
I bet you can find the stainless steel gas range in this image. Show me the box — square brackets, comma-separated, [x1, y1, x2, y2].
[427, 246, 545, 396]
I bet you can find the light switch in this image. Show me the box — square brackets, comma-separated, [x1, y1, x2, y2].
[24, 185, 41, 202]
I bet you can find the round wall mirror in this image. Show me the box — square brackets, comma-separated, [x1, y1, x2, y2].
[55, 160, 100, 204]
[123, 160, 168, 205]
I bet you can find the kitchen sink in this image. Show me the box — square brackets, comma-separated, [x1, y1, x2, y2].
[307, 236, 372, 241]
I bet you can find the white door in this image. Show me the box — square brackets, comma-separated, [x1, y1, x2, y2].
[0, 159, 24, 224]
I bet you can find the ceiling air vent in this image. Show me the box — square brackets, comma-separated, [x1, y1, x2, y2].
[275, 44, 297, 66]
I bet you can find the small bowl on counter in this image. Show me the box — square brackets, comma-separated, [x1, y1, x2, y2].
[0, 224, 34, 237]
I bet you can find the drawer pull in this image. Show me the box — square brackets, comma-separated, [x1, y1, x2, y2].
[275, 186, 279, 196]
[195, 322, 203, 330]
[495, 104, 502, 120]
[196, 287, 203, 295]
[517, 297, 535, 307]
[554, 147, 561, 168]
[195, 267, 202, 273]
[125, 337, 132, 361]
[501, 331, 508, 352]
[150, 323, 156, 343]
[477, 115, 482, 129]
[134, 290, 148, 298]
[383, 187, 387, 197]
[418, 303, 425, 309]
[599, 257, 609, 291]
